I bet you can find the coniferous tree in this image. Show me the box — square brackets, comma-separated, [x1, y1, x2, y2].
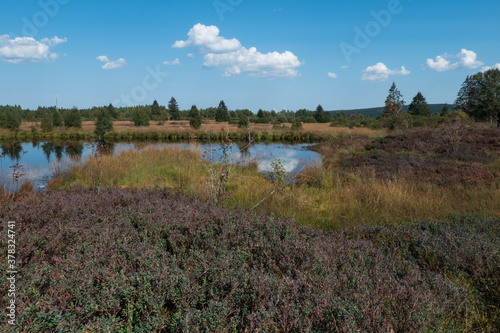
[40, 112, 53, 132]
[151, 100, 161, 120]
[257, 109, 265, 119]
[0, 109, 22, 130]
[189, 105, 203, 129]
[314, 104, 330, 123]
[63, 109, 82, 128]
[95, 109, 114, 138]
[215, 100, 229, 122]
[52, 109, 63, 127]
[168, 97, 180, 120]
[383, 82, 407, 129]
[188, 105, 199, 118]
[107, 103, 118, 119]
[408, 92, 430, 116]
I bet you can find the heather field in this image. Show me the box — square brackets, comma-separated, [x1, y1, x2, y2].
[1, 126, 499, 332]
[0, 188, 498, 332]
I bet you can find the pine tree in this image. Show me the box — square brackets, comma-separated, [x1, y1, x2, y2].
[188, 105, 199, 118]
[168, 97, 180, 120]
[257, 109, 265, 119]
[63, 109, 82, 128]
[151, 100, 161, 120]
[189, 105, 203, 129]
[52, 109, 63, 127]
[383, 82, 407, 129]
[0, 109, 22, 130]
[314, 104, 330, 123]
[107, 103, 118, 119]
[95, 109, 114, 138]
[41, 112, 53, 132]
[408, 92, 430, 116]
[215, 100, 229, 122]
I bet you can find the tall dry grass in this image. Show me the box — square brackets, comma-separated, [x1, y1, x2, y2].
[10, 120, 387, 138]
[51, 146, 500, 230]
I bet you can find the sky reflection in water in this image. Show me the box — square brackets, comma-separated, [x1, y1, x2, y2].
[0, 141, 321, 190]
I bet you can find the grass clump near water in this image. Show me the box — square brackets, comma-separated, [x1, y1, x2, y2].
[1, 188, 498, 332]
[51, 127, 500, 229]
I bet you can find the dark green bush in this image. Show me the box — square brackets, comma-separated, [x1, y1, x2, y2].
[252, 118, 269, 124]
[40, 113, 53, 132]
[63, 109, 82, 128]
[302, 116, 318, 123]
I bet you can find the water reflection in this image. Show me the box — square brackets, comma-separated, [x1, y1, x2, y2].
[65, 143, 84, 160]
[0, 142, 23, 161]
[0, 140, 321, 190]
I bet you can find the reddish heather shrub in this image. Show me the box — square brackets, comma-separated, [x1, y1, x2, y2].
[0, 188, 498, 332]
[312, 128, 500, 186]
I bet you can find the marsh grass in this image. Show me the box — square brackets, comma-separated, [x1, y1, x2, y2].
[51, 143, 500, 230]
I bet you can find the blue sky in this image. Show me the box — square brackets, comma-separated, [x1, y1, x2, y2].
[0, 0, 499, 112]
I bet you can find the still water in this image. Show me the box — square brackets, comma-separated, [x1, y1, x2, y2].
[0, 141, 321, 191]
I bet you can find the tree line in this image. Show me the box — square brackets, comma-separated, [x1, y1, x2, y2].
[1, 69, 499, 132]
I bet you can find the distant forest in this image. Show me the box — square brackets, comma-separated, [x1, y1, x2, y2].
[332, 104, 450, 118]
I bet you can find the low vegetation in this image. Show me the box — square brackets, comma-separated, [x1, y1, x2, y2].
[1, 188, 498, 331]
[0, 120, 386, 142]
[50, 126, 500, 230]
[2, 121, 499, 331]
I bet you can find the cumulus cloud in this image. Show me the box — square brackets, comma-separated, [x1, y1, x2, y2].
[173, 23, 301, 78]
[340, 65, 349, 69]
[173, 24, 241, 53]
[427, 49, 484, 72]
[327, 72, 338, 78]
[187, 53, 194, 58]
[41, 36, 67, 47]
[0, 34, 67, 63]
[163, 58, 181, 65]
[97, 55, 127, 70]
[361, 62, 410, 81]
[481, 63, 500, 72]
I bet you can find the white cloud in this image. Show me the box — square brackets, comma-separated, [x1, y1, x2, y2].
[0, 34, 66, 63]
[173, 23, 241, 53]
[427, 55, 456, 72]
[187, 53, 194, 58]
[97, 55, 126, 70]
[361, 62, 410, 81]
[203, 47, 301, 78]
[327, 72, 338, 78]
[427, 49, 484, 72]
[41, 36, 67, 47]
[163, 58, 181, 65]
[341, 65, 349, 69]
[174, 23, 301, 78]
[481, 63, 500, 72]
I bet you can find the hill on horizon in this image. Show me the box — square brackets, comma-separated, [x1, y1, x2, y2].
[330, 104, 451, 118]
